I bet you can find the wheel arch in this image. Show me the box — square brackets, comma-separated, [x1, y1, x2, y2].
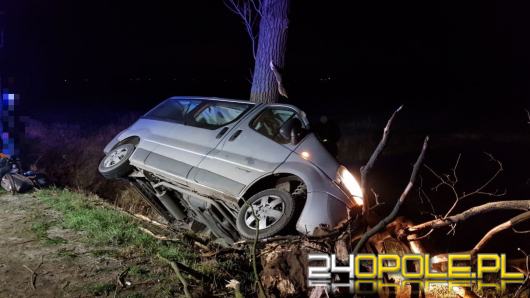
[115, 136, 140, 147]
[238, 173, 307, 208]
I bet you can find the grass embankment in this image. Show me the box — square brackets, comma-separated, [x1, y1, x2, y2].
[33, 188, 253, 297]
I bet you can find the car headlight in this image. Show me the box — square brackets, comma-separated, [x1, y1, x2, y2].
[336, 165, 363, 206]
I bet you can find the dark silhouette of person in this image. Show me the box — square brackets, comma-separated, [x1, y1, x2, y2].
[313, 115, 341, 157]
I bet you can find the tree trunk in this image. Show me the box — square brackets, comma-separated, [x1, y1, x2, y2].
[250, 0, 290, 103]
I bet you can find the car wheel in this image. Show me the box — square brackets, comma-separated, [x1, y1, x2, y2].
[98, 143, 135, 179]
[236, 189, 295, 239]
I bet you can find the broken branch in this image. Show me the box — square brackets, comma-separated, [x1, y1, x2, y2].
[22, 255, 44, 290]
[471, 210, 530, 256]
[353, 136, 429, 254]
[360, 105, 403, 214]
[138, 227, 179, 241]
[403, 200, 530, 238]
[157, 254, 192, 298]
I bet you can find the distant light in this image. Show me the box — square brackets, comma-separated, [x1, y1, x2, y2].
[301, 151, 310, 160]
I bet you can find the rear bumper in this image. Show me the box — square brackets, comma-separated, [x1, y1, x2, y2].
[295, 191, 355, 235]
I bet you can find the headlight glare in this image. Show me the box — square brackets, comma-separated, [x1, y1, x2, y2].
[336, 166, 363, 206]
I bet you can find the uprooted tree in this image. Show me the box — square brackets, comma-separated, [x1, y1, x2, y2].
[225, 0, 290, 103]
[236, 107, 530, 297]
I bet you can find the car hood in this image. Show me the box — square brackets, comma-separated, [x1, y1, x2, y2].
[294, 133, 340, 180]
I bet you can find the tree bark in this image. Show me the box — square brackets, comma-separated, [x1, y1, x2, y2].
[250, 0, 290, 103]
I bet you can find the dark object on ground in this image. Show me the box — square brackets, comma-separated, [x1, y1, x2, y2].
[0, 156, 49, 193]
[23, 171, 49, 188]
[1, 173, 33, 194]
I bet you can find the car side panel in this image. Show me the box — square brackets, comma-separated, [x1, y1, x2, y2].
[193, 106, 293, 197]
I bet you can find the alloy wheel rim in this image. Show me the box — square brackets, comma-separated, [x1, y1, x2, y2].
[244, 195, 285, 230]
[103, 147, 129, 168]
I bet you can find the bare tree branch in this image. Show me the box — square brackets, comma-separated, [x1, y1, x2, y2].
[353, 136, 429, 254]
[417, 153, 505, 239]
[360, 105, 403, 214]
[471, 210, 530, 256]
[402, 200, 530, 239]
[426, 153, 504, 219]
[224, 0, 261, 60]
[157, 254, 192, 298]
[224, 0, 262, 60]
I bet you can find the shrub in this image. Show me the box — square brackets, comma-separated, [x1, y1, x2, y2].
[21, 116, 153, 215]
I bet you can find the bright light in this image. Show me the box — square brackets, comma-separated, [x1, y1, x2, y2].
[301, 151, 310, 160]
[336, 166, 363, 205]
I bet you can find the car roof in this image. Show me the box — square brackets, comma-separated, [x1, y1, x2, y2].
[166, 96, 257, 105]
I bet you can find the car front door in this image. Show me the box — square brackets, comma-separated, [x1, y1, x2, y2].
[144, 98, 254, 183]
[193, 105, 302, 197]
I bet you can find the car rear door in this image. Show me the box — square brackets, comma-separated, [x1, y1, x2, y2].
[192, 105, 301, 197]
[143, 98, 254, 183]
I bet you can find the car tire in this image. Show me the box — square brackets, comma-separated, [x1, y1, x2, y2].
[98, 143, 135, 179]
[236, 189, 295, 239]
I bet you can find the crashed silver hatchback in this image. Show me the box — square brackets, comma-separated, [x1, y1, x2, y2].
[99, 96, 363, 243]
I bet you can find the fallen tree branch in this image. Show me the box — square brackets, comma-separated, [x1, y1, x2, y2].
[138, 227, 180, 241]
[132, 213, 169, 229]
[403, 200, 530, 238]
[353, 136, 429, 254]
[360, 105, 403, 214]
[471, 210, 530, 256]
[22, 255, 44, 290]
[425, 153, 504, 220]
[239, 197, 266, 298]
[116, 267, 129, 288]
[157, 254, 192, 298]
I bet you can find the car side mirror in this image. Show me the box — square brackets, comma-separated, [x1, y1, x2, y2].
[280, 118, 303, 145]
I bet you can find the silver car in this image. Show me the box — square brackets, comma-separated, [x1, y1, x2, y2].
[99, 96, 363, 242]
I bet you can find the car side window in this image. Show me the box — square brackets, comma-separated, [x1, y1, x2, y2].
[251, 107, 297, 144]
[190, 102, 251, 129]
[144, 99, 201, 123]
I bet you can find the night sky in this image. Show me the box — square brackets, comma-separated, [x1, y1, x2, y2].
[2, 0, 530, 129]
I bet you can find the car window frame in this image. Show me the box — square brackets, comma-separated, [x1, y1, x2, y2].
[142, 98, 202, 124]
[186, 100, 253, 130]
[249, 106, 302, 144]
[142, 98, 252, 129]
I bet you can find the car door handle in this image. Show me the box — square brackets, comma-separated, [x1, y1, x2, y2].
[216, 127, 229, 139]
[228, 130, 242, 141]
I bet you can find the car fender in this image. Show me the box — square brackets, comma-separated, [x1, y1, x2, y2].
[273, 152, 354, 208]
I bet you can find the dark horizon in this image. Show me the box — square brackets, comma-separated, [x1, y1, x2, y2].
[1, 1, 530, 130]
